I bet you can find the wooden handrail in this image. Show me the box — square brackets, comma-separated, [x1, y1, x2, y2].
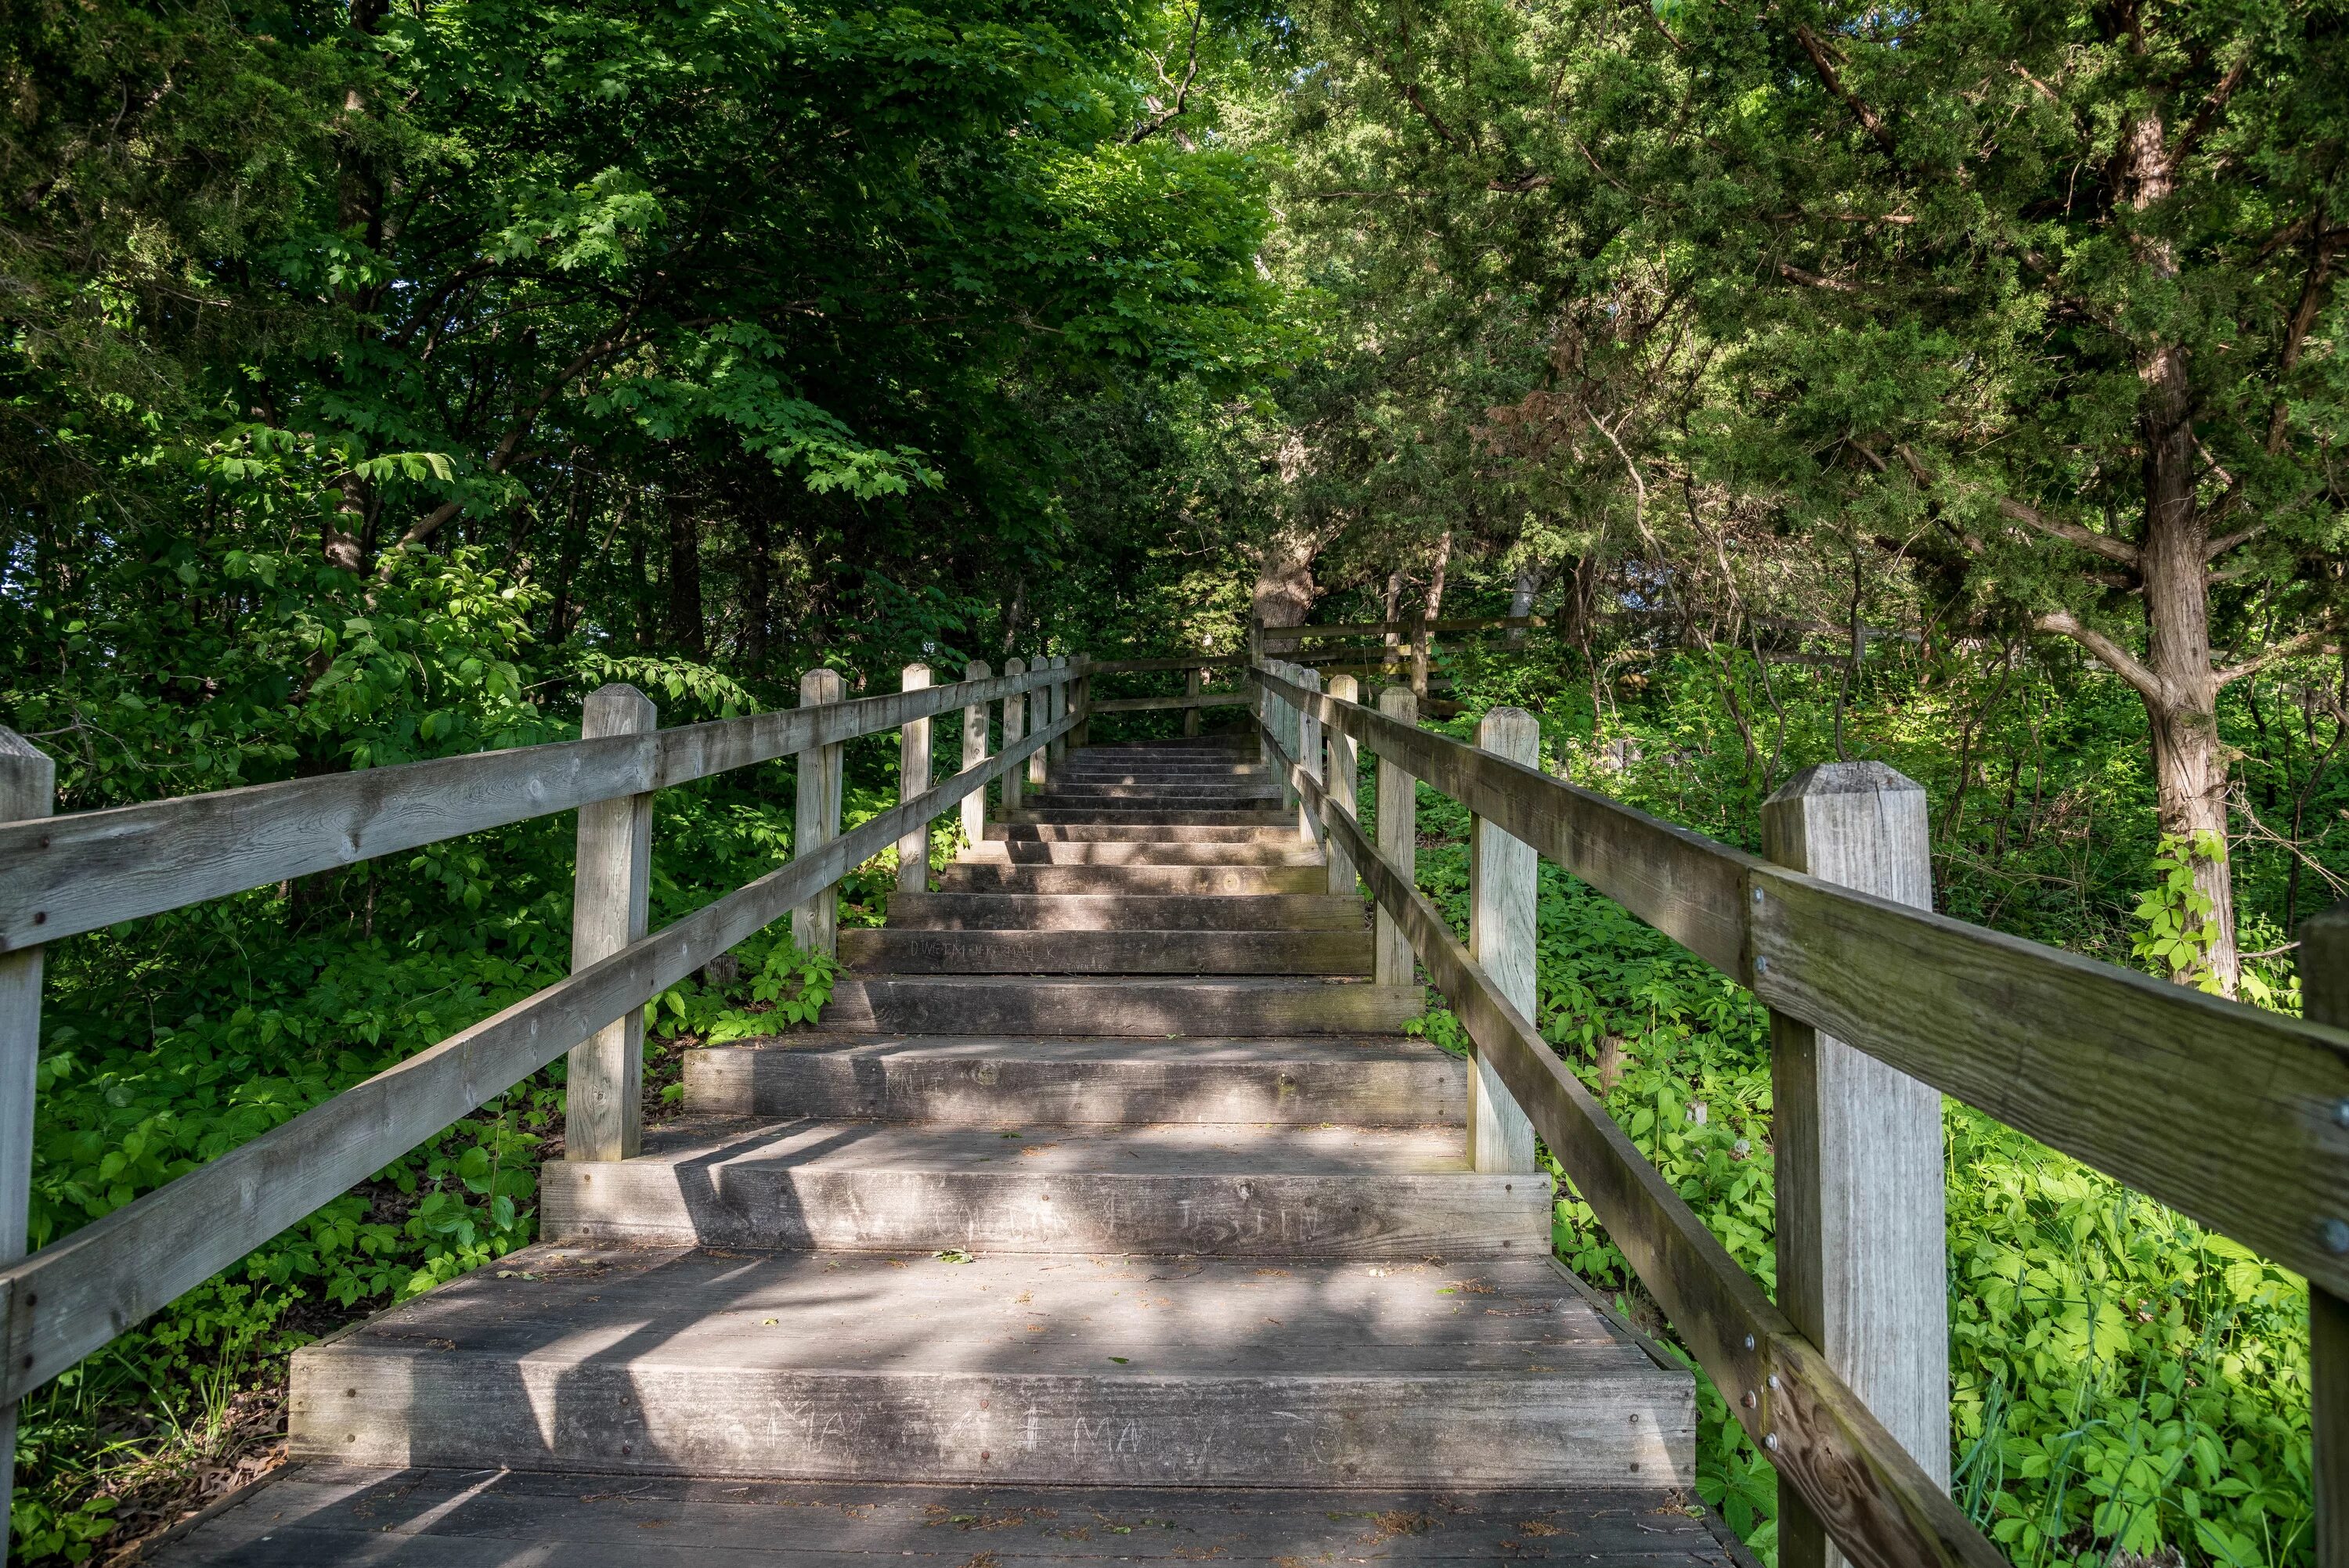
[1258, 711, 2002, 1568]
[0, 665, 1063, 954]
[1252, 665, 2349, 1297]
[0, 708, 1074, 1404]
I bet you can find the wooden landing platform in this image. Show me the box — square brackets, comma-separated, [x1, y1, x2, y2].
[151, 1467, 1757, 1565]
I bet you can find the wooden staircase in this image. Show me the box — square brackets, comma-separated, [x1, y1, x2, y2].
[163, 735, 1730, 1564]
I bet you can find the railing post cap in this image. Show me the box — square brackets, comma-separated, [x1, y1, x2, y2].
[965, 658, 992, 677]
[582, 683, 657, 732]
[1765, 759, 1923, 803]
[799, 667, 845, 701]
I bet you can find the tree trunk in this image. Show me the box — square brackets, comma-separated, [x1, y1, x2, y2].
[1411, 528, 1451, 698]
[1506, 562, 1544, 644]
[741, 493, 773, 675]
[326, 472, 367, 574]
[2126, 97, 2240, 996]
[666, 491, 705, 660]
[1252, 521, 1322, 628]
[1381, 568, 1405, 676]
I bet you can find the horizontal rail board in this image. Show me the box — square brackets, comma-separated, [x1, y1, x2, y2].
[0, 668, 1063, 953]
[1257, 665, 2349, 1295]
[1089, 692, 1255, 713]
[1260, 724, 1999, 1568]
[1082, 656, 1250, 676]
[1255, 669, 1752, 973]
[1748, 870, 2349, 1296]
[0, 712, 1073, 1402]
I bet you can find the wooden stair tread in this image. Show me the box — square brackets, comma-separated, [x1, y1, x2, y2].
[154, 1468, 1747, 1566]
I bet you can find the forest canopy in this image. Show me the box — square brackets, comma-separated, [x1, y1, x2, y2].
[2, 0, 2347, 1562]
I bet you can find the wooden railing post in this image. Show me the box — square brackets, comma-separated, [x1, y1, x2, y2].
[1323, 675, 1360, 896]
[1070, 654, 1091, 749]
[1373, 686, 1417, 989]
[960, 660, 992, 850]
[896, 662, 933, 894]
[1001, 658, 1027, 813]
[2307, 899, 2349, 1568]
[567, 684, 655, 1163]
[1185, 665, 1203, 737]
[0, 727, 55, 1548]
[791, 669, 846, 961]
[1764, 762, 1947, 1568]
[1027, 658, 1052, 791]
[1293, 665, 1323, 846]
[1052, 656, 1072, 766]
[1468, 707, 1539, 1173]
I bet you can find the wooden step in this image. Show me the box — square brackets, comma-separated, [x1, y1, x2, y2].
[150, 1469, 1745, 1566]
[543, 1120, 1544, 1256]
[1034, 784, 1278, 801]
[936, 861, 1326, 893]
[960, 839, 1320, 865]
[886, 891, 1362, 930]
[1004, 807, 1295, 827]
[289, 1248, 1694, 1487]
[990, 823, 1296, 843]
[1056, 764, 1269, 780]
[684, 1034, 1464, 1125]
[841, 928, 1371, 975]
[823, 976, 1420, 1035]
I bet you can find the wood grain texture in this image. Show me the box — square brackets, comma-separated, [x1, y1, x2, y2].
[1254, 668, 1753, 975]
[1763, 766, 1947, 1568]
[1374, 687, 1418, 989]
[1748, 869, 2349, 1296]
[0, 711, 1073, 1407]
[1469, 709, 1540, 1176]
[0, 665, 1060, 953]
[792, 669, 847, 961]
[1283, 758, 2004, 1568]
[958, 659, 991, 851]
[838, 927, 1373, 975]
[1001, 659, 1027, 813]
[682, 1035, 1467, 1126]
[1257, 666, 2349, 1294]
[0, 727, 53, 1538]
[1186, 663, 1203, 736]
[1322, 675, 1361, 897]
[565, 687, 655, 1163]
[2304, 900, 2349, 1568]
[897, 664, 933, 893]
[151, 1469, 1748, 1568]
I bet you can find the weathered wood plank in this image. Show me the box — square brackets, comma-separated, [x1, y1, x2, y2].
[1280, 757, 2003, 1568]
[0, 711, 1073, 1406]
[0, 665, 1059, 953]
[1763, 766, 1948, 1568]
[958, 659, 990, 851]
[1257, 667, 1753, 974]
[1469, 708, 1539, 1176]
[895, 663, 933, 894]
[2314, 901, 2349, 1568]
[564, 686, 655, 1163]
[1322, 674, 1360, 896]
[1749, 868, 2349, 1298]
[792, 669, 846, 961]
[1089, 690, 1255, 712]
[1373, 686, 1417, 989]
[0, 728, 54, 1541]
